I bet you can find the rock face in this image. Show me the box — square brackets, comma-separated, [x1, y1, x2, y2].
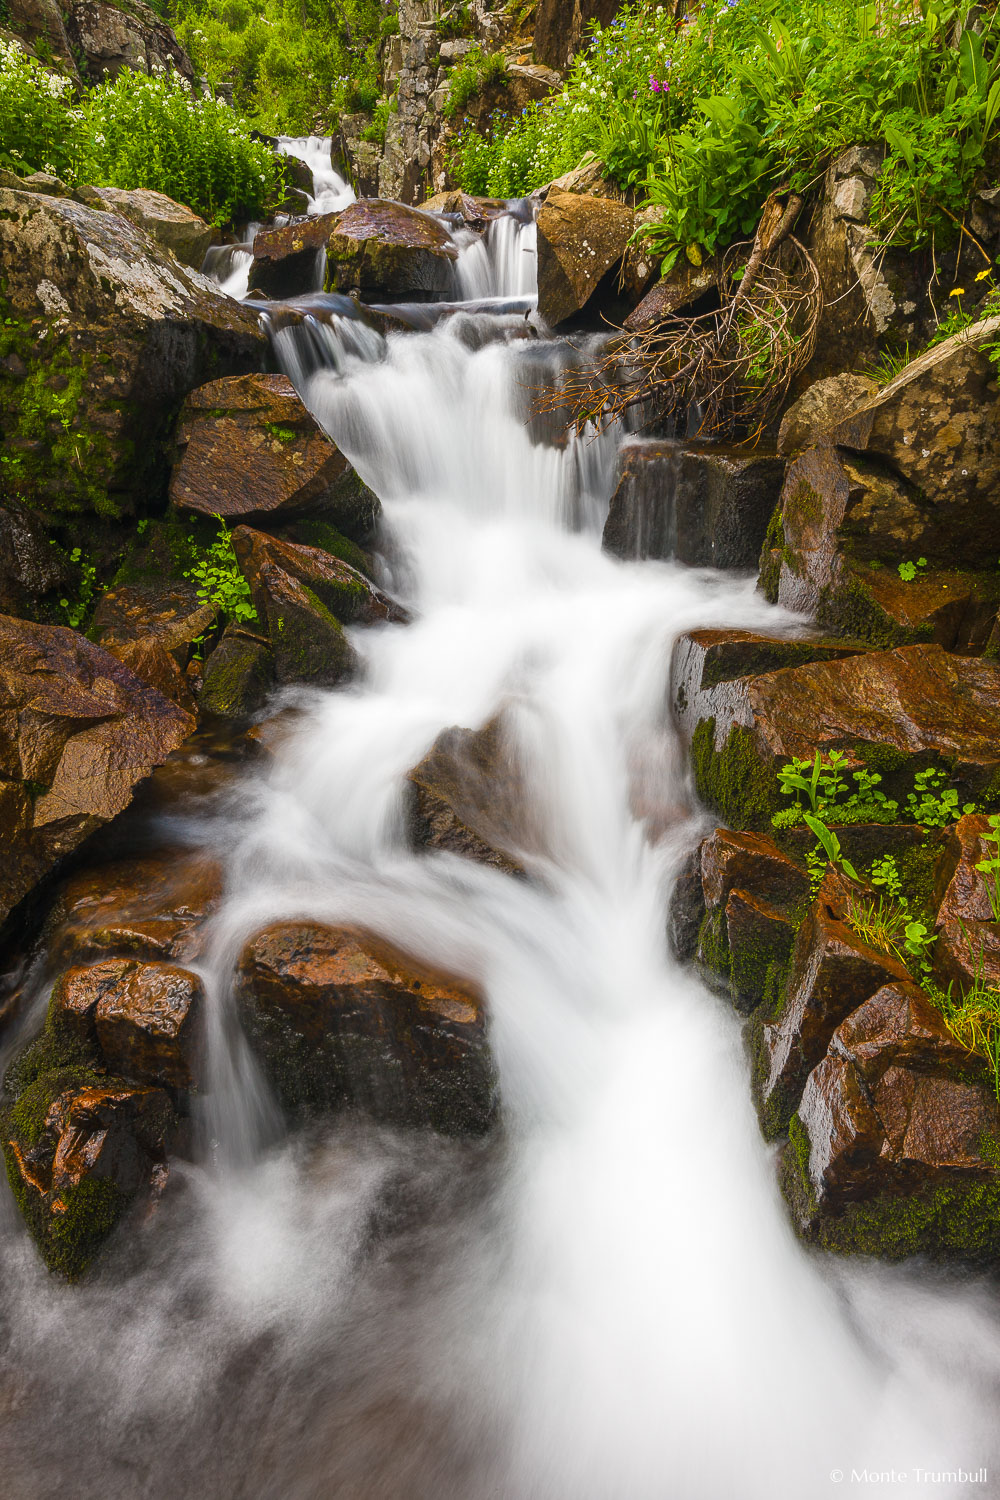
[231, 527, 404, 627]
[93, 581, 214, 713]
[777, 374, 878, 456]
[235, 921, 496, 1134]
[0, 189, 267, 522]
[406, 717, 531, 876]
[533, 0, 619, 69]
[247, 214, 336, 298]
[932, 814, 1000, 994]
[7, 0, 79, 74]
[0, 503, 73, 619]
[325, 199, 458, 298]
[603, 440, 784, 568]
[75, 185, 212, 268]
[623, 256, 725, 331]
[63, 0, 194, 82]
[170, 374, 380, 537]
[690, 643, 1000, 831]
[536, 191, 633, 324]
[0, 615, 195, 927]
[198, 628, 274, 720]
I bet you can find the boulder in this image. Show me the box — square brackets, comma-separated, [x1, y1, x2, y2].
[91, 960, 203, 1092]
[535, 191, 634, 325]
[0, 615, 195, 928]
[761, 445, 1000, 648]
[691, 644, 1000, 831]
[170, 373, 380, 537]
[755, 871, 913, 1135]
[63, 0, 194, 82]
[325, 198, 459, 298]
[6, 0, 78, 75]
[0, 189, 267, 522]
[406, 717, 531, 876]
[602, 440, 784, 568]
[92, 581, 214, 713]
[230, 527, 405, 626]
[623, 255, 725, 332]
[43, 849, 223, 967]
[247, 214, 337, 299]
[932, 814, 1000, 995]
[0, 503, 74, 618]
[75, 185, 212, 268]
[230, 528, 358, 687]
[777, 373, 878, 456]
[831, 981, 973, 1085]
[2, 1068, 174, 1278]
[198, 627, 274, 719]
[688, 827, 809, 1013]
[235, 921, 496, 1134]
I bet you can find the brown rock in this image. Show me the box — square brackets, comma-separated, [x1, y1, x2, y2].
[758, 871, 912, 1133]
[235, 921, 496, 1134]
[45, 849, 223, 967]
[534, 0, 619, 70]
[795, 1055, 886, 1202]
[231, 527, 406, 626]
[93, 961, 203, 1091]
[700, 828, 809, 912]
[94, 582, 215, 665]
[170, 373, 380, 537]
[7, 0, 79, 76]
[228, 529, 358, 687]
[405, 717, 531, 876]
[723, 888, 800, 1014]
[325, 198, 458, 298]
[777, 373, 878, 455]
[63, 0, 193, 82]
[932, 813, 1000, 994]
[535, 191, 633, 325]
[246, 214, 337, 299]
[0, 616, 195, 927]
[831, 981, 973, 1084]
[623, 256, 725, 332]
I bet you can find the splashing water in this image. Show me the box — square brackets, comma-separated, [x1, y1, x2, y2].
[278, 135, 357, 215]
[2, 225, 1000, 1500]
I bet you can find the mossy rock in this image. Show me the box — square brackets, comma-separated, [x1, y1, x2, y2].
[278, 518, 374, 579]
[691, 716, 779, 831]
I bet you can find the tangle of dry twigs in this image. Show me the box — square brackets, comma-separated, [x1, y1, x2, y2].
[538, 192, 823, 445]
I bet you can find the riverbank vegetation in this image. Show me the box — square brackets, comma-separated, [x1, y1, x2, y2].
[0, 38, 281, 222]
[453, 0, 1000, 272]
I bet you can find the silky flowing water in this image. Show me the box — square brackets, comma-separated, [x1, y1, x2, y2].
[1, 149, 1000, 1499]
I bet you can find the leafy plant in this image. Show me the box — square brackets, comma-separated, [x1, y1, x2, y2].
[59, 547, 97, 629]
[975, 814, 1000, 922]
[771, 750, 898, 829]
[184, 518, 256, 624]
[897, 556, 927, 582]
[802, 811, 861, 883]
[444, 46, 508, 119]
[906, 766, 976, 827]
[0, 36, 84, 180]
[927, 962, 1000, 1100]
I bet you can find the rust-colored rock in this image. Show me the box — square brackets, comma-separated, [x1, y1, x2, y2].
[92, 960, 203, 1092]
[536, 191, 633, 325]
[0, 615, 194, 927]
[325, 199, 458, 298]
[231, 527, 406, 627]
[44, 849, 223, 967]
[700, 828, 809, 912]
[93, 581, 213, 714]
[235, 921, 496, 1134]
[932, 813, 1000, 994]
[757, 871, 912, 1134]
[3, 1069, 174, 1278]
[406, 717, 531, 876]
[246, 213, 337, 299]
[170, 373, 380, 537]
[831, 981, 973, 1084]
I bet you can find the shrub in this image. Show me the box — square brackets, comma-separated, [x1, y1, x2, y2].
[0, 37, 84, 178]
[443, 46, 508, 119]
[80, 70, 283, 224]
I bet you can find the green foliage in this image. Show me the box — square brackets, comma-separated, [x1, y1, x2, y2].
[0, 38, 282, 223]
[184, 517, 256, 624]
[168, 0, 397, 135]
[897, 556, 927, 581]
[443, 46, 508, 119]
[452, 0, 1000, 264]
[59, 546, 97, 628]
[771, 750, 898, 829]
[927, 964, 1000, 1099]
[975, 813, 1000, 922]
[905, 766, 976, 827]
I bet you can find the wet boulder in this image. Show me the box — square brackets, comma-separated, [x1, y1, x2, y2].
[199, 626, 275, 719]
[0, 615, 195, 928]
[92, 581, 215, 714]
[231, 527, 405, 626]
[754, 871, 912, 1136]
[690, 644, 1000, 832]
[235, 921, 496, 1134]
[406, 717, 531, 877]
[535, 190, 634, 325]
[0, 189, 267, 522]
[932, 814, 1000, 995]
[170, 373, 380, 538]
[63, 0, 193, 82]
[603, 440, 784, 568]
[324, 199, 459, 299]
[685, 828, 809, 1013]
[75, 185, 212, 268]
[782, 981, 1000, 1260]
[247, 214, 337, 299]
[43, 849, 223, 968]
[2, 1068, 174, 1279]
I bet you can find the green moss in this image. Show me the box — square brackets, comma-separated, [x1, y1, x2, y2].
[4, 1025, 103, 1106]
[814, 1177, 1000, 1261]
[281, 518, 374, 579]
[199, 633, 274, 718]
[112, 512, 215, 588]
[817, 570, 932, 649]
[263, 422, 297, 444]
[854, 742, 911, 777]
[757, 501, 785, 604]
[691, 716, 777, 830]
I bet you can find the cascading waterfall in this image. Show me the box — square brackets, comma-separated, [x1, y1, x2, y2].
[3, 186, 1000, 1500]
[277, 134, 357, 215]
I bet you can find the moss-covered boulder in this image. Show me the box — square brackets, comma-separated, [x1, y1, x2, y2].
[2, 1067, 175, 1279]
[0, 188, 266, 523]
[199, 627, 274, 719]
[235, 921, 497, 1134]
[170, 374, 380, 539]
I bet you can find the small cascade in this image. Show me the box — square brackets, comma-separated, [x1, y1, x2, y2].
[278, 135, 357, 215]
[452, 208, 538, 302]
[201, 222, 261, 300]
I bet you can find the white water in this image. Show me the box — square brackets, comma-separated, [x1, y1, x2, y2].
[278, 134, 357, 215]
[2, 249, 1000, 1498]
[453, 211, 538, 301]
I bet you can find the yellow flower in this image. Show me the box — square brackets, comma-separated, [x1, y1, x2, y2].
[949, 288, 966, 297]
[977, 268, 993, 282]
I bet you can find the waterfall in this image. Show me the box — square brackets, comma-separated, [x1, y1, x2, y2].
[277, 135, 357, 215]
[3, 196, 1000, 1500]
[452, 211, 538, 302]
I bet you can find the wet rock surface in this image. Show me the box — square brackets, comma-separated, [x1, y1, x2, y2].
[325, 199, 459, 298]
[406, 717, 531, 876]
[235, 921, 496, 1134]
[170, 373, 379, 535]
